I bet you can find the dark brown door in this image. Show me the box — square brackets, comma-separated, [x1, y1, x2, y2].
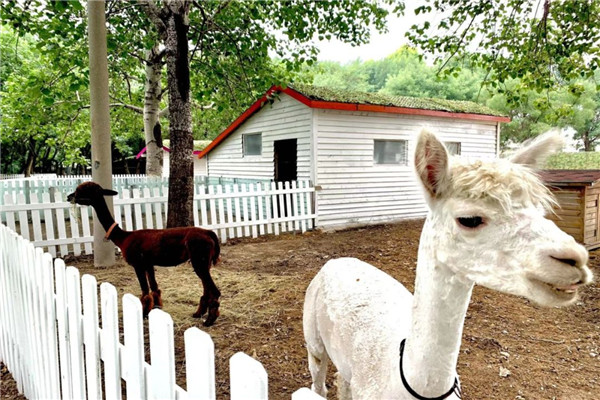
[274, 139, 297, 182]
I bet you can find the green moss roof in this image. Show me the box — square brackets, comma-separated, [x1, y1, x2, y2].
[290, 83, 506, 117]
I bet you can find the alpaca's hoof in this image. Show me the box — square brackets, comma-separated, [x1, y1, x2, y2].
[203, 311, 219, 327]
[152, 305, 162, 310]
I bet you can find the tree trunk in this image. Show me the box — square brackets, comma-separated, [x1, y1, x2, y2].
[144, 44, 164, 176]
[164, 0, 194, 227]
[87, 0, 115, 267]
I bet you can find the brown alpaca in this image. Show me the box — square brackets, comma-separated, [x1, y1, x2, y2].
[68, 181, 221, 326]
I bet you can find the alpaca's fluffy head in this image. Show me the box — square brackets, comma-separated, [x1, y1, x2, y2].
[415, 129, 593, 307]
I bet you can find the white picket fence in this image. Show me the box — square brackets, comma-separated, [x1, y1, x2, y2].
[0, 180, 315, 257]
[0, 224, 323, 400]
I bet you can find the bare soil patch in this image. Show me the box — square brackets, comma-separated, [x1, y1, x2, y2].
[3, 219, 599, 399]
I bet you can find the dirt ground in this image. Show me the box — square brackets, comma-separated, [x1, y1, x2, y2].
[2, 219, 599, 399]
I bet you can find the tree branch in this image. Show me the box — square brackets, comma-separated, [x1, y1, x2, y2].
[139, 0, 167, 38]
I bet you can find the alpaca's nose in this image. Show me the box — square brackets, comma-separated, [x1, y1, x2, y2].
[550, 245, 588, 269]
[67, 193, 74, 202]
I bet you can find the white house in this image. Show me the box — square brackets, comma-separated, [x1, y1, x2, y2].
[197, 84, 510, 229]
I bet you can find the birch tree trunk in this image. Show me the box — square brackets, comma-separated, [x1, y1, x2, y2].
[164, 0, 194, 227]
[144, 44, 164, 176]
[88, 0, 115, 266]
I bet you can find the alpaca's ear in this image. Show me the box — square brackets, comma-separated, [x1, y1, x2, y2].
[414, 129, 449, 199]
[510, 130, 564, 167]
[102, 189, 118, 197]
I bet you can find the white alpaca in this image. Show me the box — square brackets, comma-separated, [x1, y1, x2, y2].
[303, 130, 593, 400]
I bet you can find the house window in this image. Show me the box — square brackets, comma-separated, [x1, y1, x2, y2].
[243, 133, 262, 156]
[374, 140, 408, 165]
[444, 141, 461, 156]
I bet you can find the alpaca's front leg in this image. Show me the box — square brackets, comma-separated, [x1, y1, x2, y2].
[146, 267, 163, 309]
[133, 265, 153, 316]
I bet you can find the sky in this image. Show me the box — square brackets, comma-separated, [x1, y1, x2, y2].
[315, 5, 432, 63]
[316, 12, 410, 63]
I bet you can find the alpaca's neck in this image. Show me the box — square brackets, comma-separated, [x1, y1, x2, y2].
[91, 198, 128, 246]
[403, 215, 474, 397]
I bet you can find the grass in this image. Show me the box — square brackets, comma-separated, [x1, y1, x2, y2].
[545, 151, 600, 169]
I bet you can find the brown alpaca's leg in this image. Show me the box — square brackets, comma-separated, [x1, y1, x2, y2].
[190, 247, 220, 326]
[147, 267, 162, 309]
[133, 266, 153, 316]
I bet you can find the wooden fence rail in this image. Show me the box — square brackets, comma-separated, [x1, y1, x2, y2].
[0, 180, 315, 257]
[0, 224, 322, 399]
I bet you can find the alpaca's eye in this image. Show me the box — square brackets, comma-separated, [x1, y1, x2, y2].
[457, 216, 484, 229]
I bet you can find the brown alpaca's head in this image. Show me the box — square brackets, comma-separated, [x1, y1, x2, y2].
[67, 181, 118, 206]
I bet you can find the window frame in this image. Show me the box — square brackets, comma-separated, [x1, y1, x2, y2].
[373, 139, 409, 166]
[444, 141, 462, 156]
[242, 133, 262, 157]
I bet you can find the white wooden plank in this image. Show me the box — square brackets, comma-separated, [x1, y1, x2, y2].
[66, 194, 82, 256]
[144, 188, 155, 229]
[292, 388, 325, 400]
[123, 294, 146, 400]
[241, 184, 250, 237]
[81, 205, 93, 255]
[149, 309, 176, 400]
[54, 191, 69, 256]
[153, 187, 164, 228]
[298, 181, 307, 233]
[199, 185, 208, 227]
[225, 185, 235, 239]
[249, 184, 258, 238]
[232, 184, 243, 238]
[133, 188, 144, 230]
[184, 328, 215, 400]
[277, 182, 287, 233]
[271, 182, 280, 236]
[65, 266, 86, 400]
[54, 258, 73, 400]
[27, 193, 44, 247]
[217, 185, 227, 242]
[41, 193, 56, 257]
[123, 190, 134, 231]
[16, 193, 29, 241]
[100, 282, 122, 399]
[257, 183, 265, 236]
[230, 352, 268, 400]
[82, 274, 102, 400]
[291, 181, 300, 232]
[41, 253, 60, 399]
[285, 181, 294, 231]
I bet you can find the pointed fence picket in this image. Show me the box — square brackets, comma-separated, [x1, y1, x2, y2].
[0, 180, 315, 257]
[0, 224, 323, 399]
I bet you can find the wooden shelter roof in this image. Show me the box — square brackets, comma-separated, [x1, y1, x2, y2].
[539, 170, 600, 185]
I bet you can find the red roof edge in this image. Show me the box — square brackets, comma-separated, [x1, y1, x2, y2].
[198, 85, 510, 158]
[197, 85, 282, 159]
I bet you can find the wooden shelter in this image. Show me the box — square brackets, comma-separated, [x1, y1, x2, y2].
[540, 170, 600, 250]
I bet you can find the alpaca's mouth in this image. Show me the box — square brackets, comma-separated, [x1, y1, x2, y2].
[529, 278, 583, 300]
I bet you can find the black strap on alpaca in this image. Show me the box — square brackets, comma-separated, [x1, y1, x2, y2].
[399, 339, 462, 400]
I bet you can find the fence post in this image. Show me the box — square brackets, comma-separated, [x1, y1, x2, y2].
[100, 282, 122, 399]
[123, 293, 146, 399]
[292, 388, 325, 400]
[149, 309, 176, 400]
[82, 274, 102, 400]
[185, 328, 216, 400]
[230, 352, 268, 400]
[66, 266, 86, 399]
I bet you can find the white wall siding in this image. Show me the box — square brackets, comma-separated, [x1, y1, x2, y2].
[207, 94, 313, 180]
[314, 110, 498, 228]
